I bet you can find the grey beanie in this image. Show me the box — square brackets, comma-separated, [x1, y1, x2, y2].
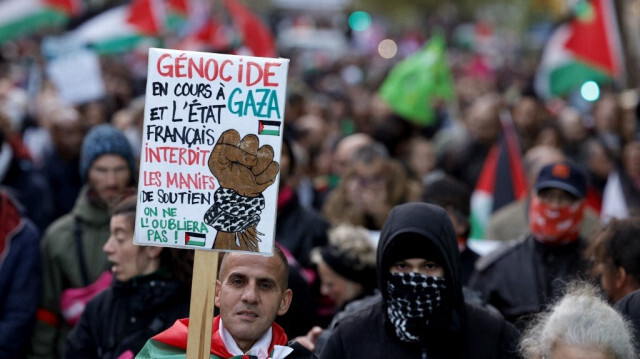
[80, 124, 136, 180]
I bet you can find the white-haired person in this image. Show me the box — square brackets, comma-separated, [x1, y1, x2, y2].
[519, 281, 636, 359]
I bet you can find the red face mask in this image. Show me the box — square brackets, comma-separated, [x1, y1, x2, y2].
[528, 194, 585, 245]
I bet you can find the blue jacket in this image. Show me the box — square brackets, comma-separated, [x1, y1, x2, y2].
[0, 190, 42, 358]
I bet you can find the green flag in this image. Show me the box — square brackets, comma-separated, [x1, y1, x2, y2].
[379, 33, 454, 126]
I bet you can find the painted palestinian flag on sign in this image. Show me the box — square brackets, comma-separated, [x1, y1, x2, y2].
[185, 232, 206, 247]
[535, 0, 623, 98]
[258, 120, 281, 136]
[0, 0, 80, 44]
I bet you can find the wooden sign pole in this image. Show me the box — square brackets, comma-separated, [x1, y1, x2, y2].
[186, 250, 219, 359]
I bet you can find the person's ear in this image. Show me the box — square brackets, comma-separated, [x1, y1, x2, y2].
[615, 267, 628, 289]
[277, 289, 292, 316]
[214, 279, 222, 308]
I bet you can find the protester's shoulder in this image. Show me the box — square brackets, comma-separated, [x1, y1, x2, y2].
[464, 302, 520, 344]
[11, 217, 40, 245]
[287, 341, 318, 359]
[333, 299, 383, 331]
[490, 200, 525, 225]
[330, 294, 382, 329]
[41, 213, 75, 249]
[84, 287, 115, 313]
[343, 293, 381, 313]
[474, 236, 528, 273]
[135, 338, 187, 359]
[616, 290, 640, 316]
[465, 302, 507, 327]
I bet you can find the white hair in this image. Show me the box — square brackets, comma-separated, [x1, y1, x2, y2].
[519, 282, 637, 359]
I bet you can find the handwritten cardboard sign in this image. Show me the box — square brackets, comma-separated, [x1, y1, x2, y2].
[135, 48, 289, 255]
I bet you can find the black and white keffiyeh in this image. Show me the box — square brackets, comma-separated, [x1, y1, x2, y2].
[203, 187, 265, 232]
[386, 272, 447, 342]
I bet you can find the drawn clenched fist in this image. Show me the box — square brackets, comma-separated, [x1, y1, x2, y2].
[209, 129, 279, 197]
[205, 129, 279, 252]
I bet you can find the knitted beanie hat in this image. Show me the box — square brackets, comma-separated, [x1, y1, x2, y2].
[80, 124, 136, 180]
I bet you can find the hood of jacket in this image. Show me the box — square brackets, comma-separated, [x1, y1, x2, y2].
[377, 202, 465, 333]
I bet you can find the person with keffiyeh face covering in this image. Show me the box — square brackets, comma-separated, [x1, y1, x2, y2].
[320, 203, 520, 359]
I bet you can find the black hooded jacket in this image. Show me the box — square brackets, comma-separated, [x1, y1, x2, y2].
[320, 203, 520, 359]
[64, 271, 190, 359]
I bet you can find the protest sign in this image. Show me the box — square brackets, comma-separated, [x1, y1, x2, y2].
[46, 49, 105, 105]
[135, 48, 289, 256]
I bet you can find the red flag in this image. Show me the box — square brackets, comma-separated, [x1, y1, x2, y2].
[222, 0, 276, 58]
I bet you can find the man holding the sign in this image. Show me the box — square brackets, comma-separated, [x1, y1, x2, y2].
[136, 247, 316, 358]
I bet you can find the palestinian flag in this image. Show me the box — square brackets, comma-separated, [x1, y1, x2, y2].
[535, 0, 623, 98]
[69, 0, 163, 54]
[258, 120, 281, 136]
[470, 112, 528, 239]
[0, 0, 80, 44]
[185, 231, 206, 247]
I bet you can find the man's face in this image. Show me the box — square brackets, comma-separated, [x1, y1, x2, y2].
[215, 253, 292, 352]
[390, 258, 444, 277]
[88, 154, 131, 205]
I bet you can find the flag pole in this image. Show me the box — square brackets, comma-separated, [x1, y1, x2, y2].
[613, 0, 640, 88]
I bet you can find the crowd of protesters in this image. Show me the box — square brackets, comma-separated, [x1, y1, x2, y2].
[0, 3, 639, 359]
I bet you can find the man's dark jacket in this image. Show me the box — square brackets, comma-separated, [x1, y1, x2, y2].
[469, 234, 588, 329]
